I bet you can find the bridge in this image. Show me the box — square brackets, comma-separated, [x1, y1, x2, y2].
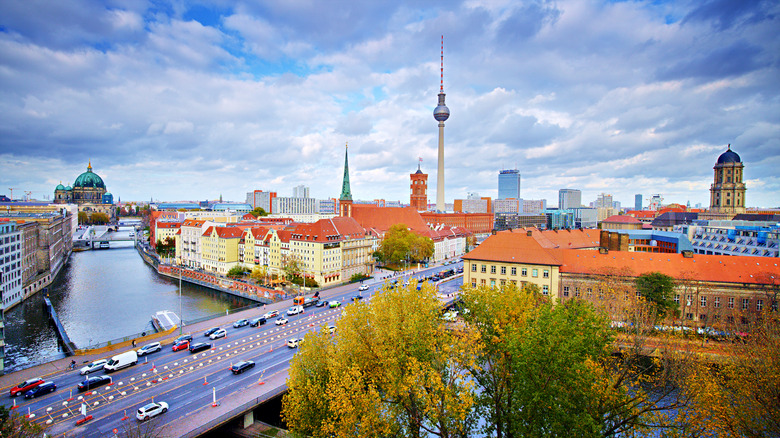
[73, 225, 141, 248]
[0, 262, 464, 437]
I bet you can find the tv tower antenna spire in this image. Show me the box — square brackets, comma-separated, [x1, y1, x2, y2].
[433, 35, 450, 212]
[440, 35, 444, 93]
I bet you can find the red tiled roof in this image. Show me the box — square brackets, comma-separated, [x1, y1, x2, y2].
[202, 226, 243, 238]
[156, 222, 181, 229]
[351, 205, 429, 233]
[603, 215, 642, 224]
[290, 217, 367, 242]
[528, 228, 600, 249]
[463, 231, 564, 266]
[560, 250, 780, 286]
[182, 219, 206, 227]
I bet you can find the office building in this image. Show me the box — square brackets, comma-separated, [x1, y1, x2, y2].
[293, 185, 310, 199]
[635, 194, 642, 211]
[498, 169, 521, 199]
[558, 189, 581, 210]
[246, 190, 277, 213]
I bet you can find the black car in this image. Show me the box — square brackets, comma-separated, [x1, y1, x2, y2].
[352, 295, 363, 301]
[78, 376, 112, 392]
[315, 300, 326, 307]
[189, 342, 211, 353]
[203, 327, 220, 337]
[230, 360, 255, 375]
[24, 381, 56, 399]
[175, 334, 193, 343]
[250, 317, 266, 327]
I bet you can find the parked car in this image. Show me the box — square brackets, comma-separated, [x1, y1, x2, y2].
[136, 401, 168, 421]
[189, 342, 211, 353]
[250, 317, 266, 327]
[203, 327, 220, 337]
[329, 300, 341, 308]
[233, 319, 249, 328]
[359, 284, 369, 291]
[78, 375, 112, 392]
[263, 310, 279, 319]
[287, 306, 304, 316]
[175, 334, 193, 343]
[25, 381, 56, 399]
[209, 328, 227, 340]
[172, 340, 190, 351]
[79, 359, 108, 375]
[137, 342, 161, 356]
[230, 360, 255, 374]
[10, 378, 44, 397]
[275, 317, 289, 326]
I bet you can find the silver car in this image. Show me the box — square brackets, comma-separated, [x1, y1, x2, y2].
[79, 359, 108, 375]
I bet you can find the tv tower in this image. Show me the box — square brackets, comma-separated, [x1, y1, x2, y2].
[433, 35, 450, 212]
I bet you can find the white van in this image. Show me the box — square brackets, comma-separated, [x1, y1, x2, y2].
[103, 350, 138, 372]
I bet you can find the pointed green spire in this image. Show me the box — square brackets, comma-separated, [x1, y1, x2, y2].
[340, 142, 352, 201]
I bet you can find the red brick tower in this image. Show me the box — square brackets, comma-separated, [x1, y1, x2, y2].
[410, 159, 428, 211]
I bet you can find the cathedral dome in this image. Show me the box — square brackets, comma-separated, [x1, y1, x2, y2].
[55, 183, 65, 191]
[716, 145, 741, 164]
[73, 162, 106, 189]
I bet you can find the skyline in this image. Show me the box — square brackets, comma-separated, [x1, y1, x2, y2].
[1, 1, 778, 208]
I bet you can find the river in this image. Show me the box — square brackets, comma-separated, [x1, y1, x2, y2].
[3, 240, 255, 372]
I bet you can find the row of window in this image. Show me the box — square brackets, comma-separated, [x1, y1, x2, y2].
[471, 263, 549, 278]
[675, 295, 764, 311]
[470, 278, 551, 295]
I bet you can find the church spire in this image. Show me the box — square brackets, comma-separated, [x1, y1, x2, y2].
[340, 142, 352, 201]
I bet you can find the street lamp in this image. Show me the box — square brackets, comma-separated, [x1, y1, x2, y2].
[179, 267, 183, 335]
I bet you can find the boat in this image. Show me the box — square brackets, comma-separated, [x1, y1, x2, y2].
[98, 241, 110, 249]
[151, 310, 181, 332]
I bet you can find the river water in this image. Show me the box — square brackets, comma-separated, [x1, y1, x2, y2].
[3, 240, 254, 372]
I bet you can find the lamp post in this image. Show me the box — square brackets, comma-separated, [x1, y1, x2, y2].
[179, 267, 183, 335]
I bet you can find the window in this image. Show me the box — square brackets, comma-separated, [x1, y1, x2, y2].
[542, 285, 549, 295]
[700, 314, 706, 321]
[511, 267, 517, 275]
[686, 295, 692, 306]
[674, 295, 679, 305]
[532, 269, 538, 277]
[587, 288, 592, 297]
[714, 297, 720, 308]
[757, 299, 763, 312]
[543, 270, 549, 278]
[700, 296, 707, 308]
[491, 265, 496, 274]
[480, 279, 486, 286]
[563, 286, 569, 297]
[481, 265, 486, 273]
[574, 288, 580, 297]
[742, 298, 749, 310]
[471, 264, 477, 272]
[500, 266, 506, 275]
[490, 280, 496, 288]
[686, 313, 693, 320]
[471, 280, 476, 287]
[521, 268, 527, 276]
[728, 297, 734, 309]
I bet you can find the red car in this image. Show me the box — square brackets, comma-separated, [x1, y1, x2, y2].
[10, 378, 44, 397]
[172, 340, 190, 352]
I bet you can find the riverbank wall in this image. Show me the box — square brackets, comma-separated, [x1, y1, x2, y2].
[42, 296, 77, 356]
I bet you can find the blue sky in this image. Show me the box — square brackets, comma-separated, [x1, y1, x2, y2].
[1, 0, 778, 208]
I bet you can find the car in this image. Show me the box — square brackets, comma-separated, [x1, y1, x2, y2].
[189, 342, 211, 353]
[287, 338, 300, 348]
[79, 359, 108, 375]
[24, 381, 56, 399]
[233, 319, 249, 328]
[315, 300, 326, 307]
[172, 340, 190, 351]
[329, 300, 341, 308]
[358, 284, 369, 291]
[456, 267, 463, 273]
[209, 328, 227, 340]
[203, 327, 221, 337]
[10, 378, 44, 397]
[250, 317, 266, 327]
[275, 317, 289, 326]
[175, 334, 193, 343]
[351, 295, 363, 301]
[327, 325, 336, 334]
[136, 401, 169, 421]
[263, 310, 279, 319]
[137, 342, 161, 356]
[231, 360, 256, 374]
[78, 375, 112, 392]
[287, 305, 303, 316]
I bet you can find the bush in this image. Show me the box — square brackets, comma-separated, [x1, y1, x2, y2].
[349, 273, 371, 283]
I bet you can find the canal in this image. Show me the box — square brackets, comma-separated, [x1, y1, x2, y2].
[3, 240, 255, 372]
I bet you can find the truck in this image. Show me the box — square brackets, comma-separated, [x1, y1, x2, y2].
[293, 295, 319, 308]
[103, 350, 138, 372]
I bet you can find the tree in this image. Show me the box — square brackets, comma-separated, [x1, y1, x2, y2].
[379, 223, 433, 266]
[78, 211, 88, 224]
[250, 265, 268, 284]
[118, 416, 170, 438]
[282, 256, 302, 280]
[635, 272, 678, 322]
[89, 212, 110, 224]
[0, 406, 46, 437]
[282, 282, 478, 437]
[227, 265, 249, 278]
[250, 207, 268, 217]
[155, 237, 175, 258]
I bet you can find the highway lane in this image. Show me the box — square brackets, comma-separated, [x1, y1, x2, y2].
[3, 261, 464, 437]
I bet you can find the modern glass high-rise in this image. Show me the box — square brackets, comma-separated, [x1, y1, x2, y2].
[558, 189, 581, 210]
[634, 194, 642, 211]
[498, 169, 521, 199]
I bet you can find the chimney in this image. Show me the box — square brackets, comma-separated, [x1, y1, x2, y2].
[599, 247, 608, 254]
[682, 250, 694, 258]
[526, 230, 533, 236]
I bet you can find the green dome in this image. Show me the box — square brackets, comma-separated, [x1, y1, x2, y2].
[56, 183, 65, 191]
[73, 162, 105, 189]
[65, 186, 72, 191]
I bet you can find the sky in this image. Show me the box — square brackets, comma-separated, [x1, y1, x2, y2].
[1, 0, 778, 209]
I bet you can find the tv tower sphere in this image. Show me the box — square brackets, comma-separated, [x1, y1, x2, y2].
[433, 95, 450, 122]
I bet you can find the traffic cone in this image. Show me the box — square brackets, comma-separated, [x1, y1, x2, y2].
[203, 376, 208, 386]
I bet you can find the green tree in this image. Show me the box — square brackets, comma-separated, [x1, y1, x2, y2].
[379, 223, 433, 265]
[0, 405, 46, 437]
[283, 283, 478, 437]
[635, 272, 678, 322]
[249, 207, 268, 217]
[155, 237, 176, 257]
[282, 256, 301, 280]
[227, 265, 250, 278]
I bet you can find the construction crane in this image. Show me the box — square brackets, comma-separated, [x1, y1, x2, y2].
[8, 188, 19, 200]
[24, 191, 32, 201]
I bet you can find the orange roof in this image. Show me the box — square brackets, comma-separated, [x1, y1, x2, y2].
[351, 205, 429, 233]
[528, 228, 600, 249]
[290, 217, 367, 242]
[156, 222, 181, 229]
[182, 219, 206, 227]
[603, 215, 642, 224]
[560, 250, 779, 286]
[463, 231, 563, 266]
[202, 226, 243, 238]
[625, 210, 657, 218]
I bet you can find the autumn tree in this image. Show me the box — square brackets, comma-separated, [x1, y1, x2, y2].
[78, 211, 88, 224]
[0, 406, 46, 438]
[250, 265, 268, 284]
[379, 223, 433, 265]
[282, 282, 478, 437]
[89, 212, 110, 224]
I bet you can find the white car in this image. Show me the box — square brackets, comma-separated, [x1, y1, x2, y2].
[287, 338, 300, 348]
[358, 284, 369, 291]
[79, 359, 108, 375]
[209, 328, 227, 340]
[137, 342, 161, 356]
[275, 317, 289, 326]
[263, 310, 279, 319]
[136, 401, 169, 421]
[287, 306, 303, 316]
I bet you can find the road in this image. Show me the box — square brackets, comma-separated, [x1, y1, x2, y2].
[1, 260, 464, 437]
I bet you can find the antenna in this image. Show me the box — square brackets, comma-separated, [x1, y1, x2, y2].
[440, 35, 444, 93]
